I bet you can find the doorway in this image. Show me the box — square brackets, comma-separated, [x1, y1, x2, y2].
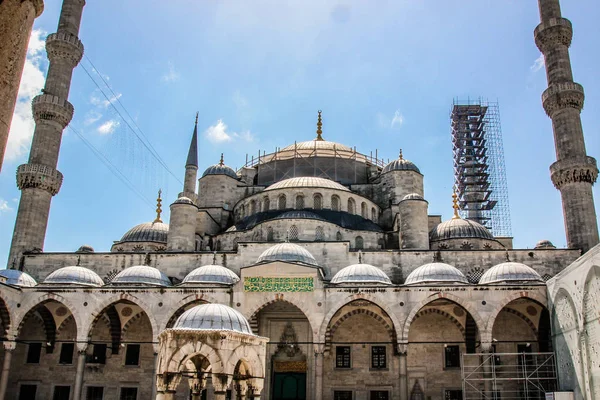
[272, 372, 306, 400]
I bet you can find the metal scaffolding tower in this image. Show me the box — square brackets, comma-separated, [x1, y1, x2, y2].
[451, 99, 512, 237]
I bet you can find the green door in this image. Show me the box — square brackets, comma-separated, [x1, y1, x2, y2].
[272, 372, 306, 400]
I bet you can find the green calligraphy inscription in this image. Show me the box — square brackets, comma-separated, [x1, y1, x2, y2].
[244, 276, 314, 292]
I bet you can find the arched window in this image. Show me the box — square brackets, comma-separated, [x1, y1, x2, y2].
[336, 231, 343, 241]
[296, 195, 305, 209]
[355, 236, 364, 249]
[313, 194, 322, 210]
[264, 197, 270, 211]
[315, 226, 324, 241]
[278, 194, 287, 210]
[361, 202, 367, 218]
[347, 198, 356, 214]
[250, 200, 256, 214]
[371, 207, 377, 221]
[267, 227, 274, 242]
[288, 225, 299, 241]
[331, 195, 340, 211]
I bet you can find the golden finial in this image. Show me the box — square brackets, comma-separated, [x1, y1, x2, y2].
[219, 153, 224, 166]
[399, 149, 403, 160]
[154, 189, 163, 223]
[452, 187, 460, 219]
[315, 110, 324, 141]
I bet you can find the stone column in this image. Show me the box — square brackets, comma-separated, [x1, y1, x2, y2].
[398, 344, 408, 400]
[8, 0, 86, 265]
[0, 342, 16, 400]
[72, 347, 87, 400]
[156, 392, 176, 400]
[151, 352, 158, 400]
[314, 344, 324, 400]
[480, 342, 493, 399]
[0, 0, 44, 172]
[535, 0, 599, 252]
[190, 376, 207, 400]
[212, 373, 232, 400]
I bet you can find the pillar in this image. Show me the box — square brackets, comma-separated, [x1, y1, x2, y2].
[156, 392, 176, 400]
[480, 342, 493, 399]
[151, 352, 158, 400]
[72, 348, 86, 400]
[212, 373, 231, 400]
[399, 349, 408, 400]
[535, 0, 599, 252]
[0, 342, 16, 400]
[314, 345, 324, 400]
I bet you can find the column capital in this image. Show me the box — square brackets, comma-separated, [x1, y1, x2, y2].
[534, 17, 573, 53]
[550, 156, 598, 189]
[2, 342, 16, 352]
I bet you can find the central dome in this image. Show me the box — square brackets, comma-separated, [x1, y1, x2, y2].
[265, 177, 349, 192]
[281, 140, 353, 152]
[257, 243, 318, 266]
[173, 304, 253, 334]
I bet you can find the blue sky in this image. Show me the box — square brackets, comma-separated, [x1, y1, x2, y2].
[1, 0, 599, 263]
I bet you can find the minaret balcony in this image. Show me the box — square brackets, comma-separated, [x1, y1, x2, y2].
[550, 157, 598, 189]
[46, 32, 84, 67]
[31, 94, 74, 128]
[16, 164, 63, 195]
[534, 17, 572, 53]
[542, 82, 584, 117]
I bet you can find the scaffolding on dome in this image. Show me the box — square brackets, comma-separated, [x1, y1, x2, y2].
[451, 99, 512, 237]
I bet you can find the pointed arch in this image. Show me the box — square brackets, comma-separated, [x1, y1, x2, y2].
[245, 295, 319, 337]
[0, 294, 12, 339]
[484, 290, 547, 334]
[326, 307, 397, 353]
[225, 343, 265, 377]
[14, 293, 81, 340]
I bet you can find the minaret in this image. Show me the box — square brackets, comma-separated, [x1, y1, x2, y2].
[181, 113, 199, 201]
[8, 0, 86, 266]
[535, 0, 599, 252]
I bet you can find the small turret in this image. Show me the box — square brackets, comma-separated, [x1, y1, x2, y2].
[181, 113, 199, 202]
[167, 194, 198, 252]
[398, 193, 429, 250]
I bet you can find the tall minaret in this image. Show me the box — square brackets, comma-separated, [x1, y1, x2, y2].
[535, 0, 599, 252]
[181, 113, 199, 201]
[8, 0, 86, 266]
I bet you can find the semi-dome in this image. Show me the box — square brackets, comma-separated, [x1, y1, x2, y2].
[401, 193, 425, 201]
[331, 263, 392, 285]
[120, 221, 169, 243]
[202, 154, 237, 179]
[479, 262, 544, 285]
[382, 151, 420, 174]
[257, 243, 318, 266]
[183, 265, 240, 285]
[405, 262, 468, 285]
[43, 266, 104, 287]
[110, 265, 172, 286]
[264, 177, 349, 192]
[275, 210, 327, 222]
[0, 269, 37, 287]
[534, 239, 556, 249]
[76, 244, 95, 253]
[173, 304, 253, 334]
[429, 218, 494, 241]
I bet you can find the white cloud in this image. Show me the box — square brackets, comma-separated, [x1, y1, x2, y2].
[204, 119, 254, 143]
[97, 120, 120, 135]
[376, 109, 404, 130]
[0, 199, 13, 214]
[90, 91, 122, 108]
[5, 29, 47, 163]
[162, 61, 179, 82]
[531, 53, 545, 72]
[84, 110, 103, 126]
[390, 110, 404, 128]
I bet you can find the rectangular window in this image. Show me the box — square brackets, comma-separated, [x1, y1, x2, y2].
[19, 384, 37, 400]
[335, 346, 351, 368]
[444, 389, 463, 400]
[444, 345, 460, 368]
[90, 343, 107, 364]
[371, 346, 387, 369]
[334, 391, 352, 400]
[370, 391, 389, 400]
[26, 342, 42, 364]
[52, 386, 71, 400]
[125, 344, 141, 366]
[120, 387, 138, 400]
[86, 386, 104, 400]
[59, 343, 74, 364]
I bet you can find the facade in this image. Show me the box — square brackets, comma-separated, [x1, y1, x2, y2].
[0, 1, 598, 400]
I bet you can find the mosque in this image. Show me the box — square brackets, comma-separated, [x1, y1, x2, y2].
[0, 0, 599, 400]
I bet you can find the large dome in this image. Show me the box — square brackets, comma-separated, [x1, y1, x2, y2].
[173, 304, 253, 334]
[331, 264, 392, 285]
[281, 140, 352, 152]
[405, 262, 468, 285]
[479, 262, 544, 285]
[429, 218, 494, 241]
[265, 177, 350, 192]
[43, 266, 104, 287]
[120, 222, 169, 243]
[183, 265, 240, 285]
[257, 243, 318, 266]
[275, 210, 327, 222]
[110, 265, 171, 286]
[0, 269, 37, 287]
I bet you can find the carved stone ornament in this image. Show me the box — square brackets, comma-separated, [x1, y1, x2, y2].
[550, 157, 598, 189]
[32, 94, 75, 128]
[17, 163, 63, 195]
[542, 82, 585, 117]
[534, 18, 573, 53]
[45, 32, 84, 67]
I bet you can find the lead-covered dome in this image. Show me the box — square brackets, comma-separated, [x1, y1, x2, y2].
[202, 154, 237, 179]
[43, 266, 104, 287]
[173, 304, 253, 334]
[382, 151, 420, 174]
[401, 193, 425, 201]
[405, 262, 468, 285]
[183, 265, 240, 285]
[429, 218, 494, 241]
[479, 262, 544, 285]
[110, 265, 171, 286]
[120, 221, 169, 243]
[275, 210, 327, 222]
[257, 243, 318, 266]
[331, 264, 392, 285]
[0, 269, 37, 287]
[281, 140, 353, 152]
[265, 177, 349, 192]
[534, 239, 556, 249]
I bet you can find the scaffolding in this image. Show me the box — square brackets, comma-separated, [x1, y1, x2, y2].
[451, 99, 512, 237]
[462, 352, 558, 399]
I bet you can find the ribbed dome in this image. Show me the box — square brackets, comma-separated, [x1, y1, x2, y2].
[331, 264, 392, 285]
[257, 243, 318, 266]
[120, 222, 169, 243]
[265, 177, 349, 192]
[0, 269, 37, 287]
[110, 265, 172, 286]
[43, 266, 104, 287]
[534, 239, 556, 249]
[405, 262, 468, 285]
[382, 157, 420, 174]
[479, 262, 544, 285]
[183, 265, 240, 285]
[275, 210, 327, 221]
[401, 193, 425, 201]
[202, 164, 237, 179]
[281, 140, 352, 152]
[76, 244, 95, 253]
[173, 304, 253, 334]
[429, 218, 494, 241]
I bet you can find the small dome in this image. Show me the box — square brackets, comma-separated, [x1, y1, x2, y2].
[43, 266, 104, 287]
[265, 177, 349, 192]
[173, 196, 194, 205]
[401, 193, 425, 201]
[429, 218, 494, 241]
[120, 222, 169, 243]
[257, 243, 318, 266]
[76, 244, 95, 253]
[405, 262, 468, 285]
[0, 269, 37, 287]
[183, 265, 240, 285]
[173, 304, 253, 334]
[534, 240, 556, 249]
[110, 265, 172, 286]
[382, 153, 420, 174]
[275, 210, 327, 222]
[479, 262, 544, 285]
[331, 264, 392, 285]
[202, 163, 237, 179]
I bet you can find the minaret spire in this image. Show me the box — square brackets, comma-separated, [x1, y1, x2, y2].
[315, 110, 324, 141]
[8, 0, 86, 266]
[535, 0, 599, 251]
[186, 112, 199, 168]
[181, 113, 199, 200]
